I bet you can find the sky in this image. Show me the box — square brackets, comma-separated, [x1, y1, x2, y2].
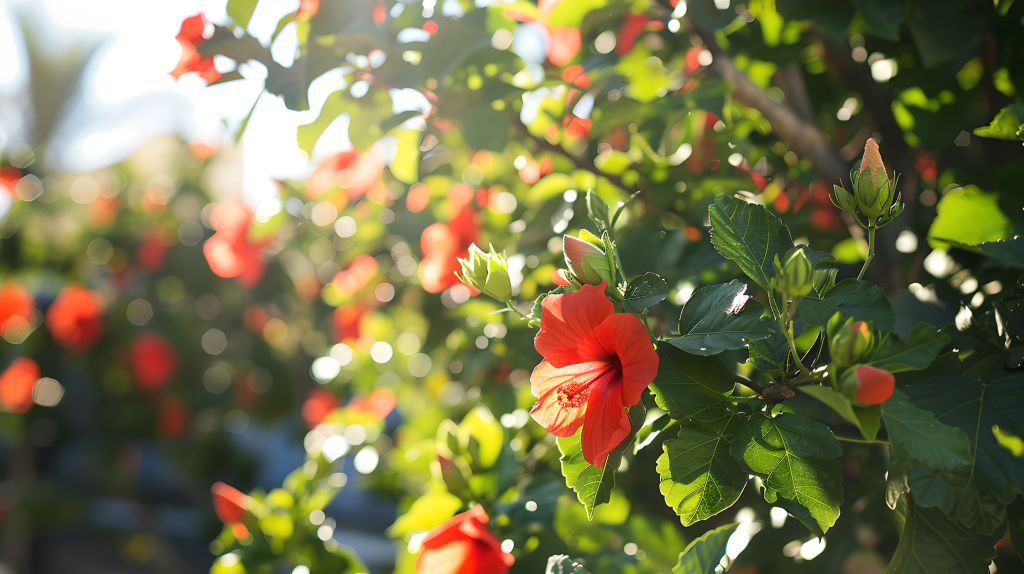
[0, 0, 354, 206]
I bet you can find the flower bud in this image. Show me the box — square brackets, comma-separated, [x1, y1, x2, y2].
[771, 247, 813, 297]
[457, 244, 512, 301]
[853, 139, 893, 219]
[563, 231, 614, 287]
[829, 320, 875, 366]
[840, 364, 895, 405]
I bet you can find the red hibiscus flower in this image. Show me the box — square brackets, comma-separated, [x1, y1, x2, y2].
[130, 332, 179, 391]
[211, 482, 250, 523]
[307, 149, 385, 200]
[529, 283, 658, 466]
[302, 389, 339, 428]
[0, 281, 34, 333]
[334, 304, 369, 342]
[415, 504, 514, 574]
[46, 284, 105, 350]
[171, 14, 220, 84]
[853, 365, 895, 404]
[0, 358, 40, 413]
[136, 231, 170, 272]
[418, 205, 479, 294]
[333, 255, 379, 296]
[158, 395, 190, 439]
[203, 200, 269, 288]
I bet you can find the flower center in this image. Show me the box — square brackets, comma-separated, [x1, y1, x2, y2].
[557, 381, 591, 409]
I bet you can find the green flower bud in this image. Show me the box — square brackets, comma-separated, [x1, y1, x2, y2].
[771, 246, 813, 297]
[854, 139, 893, 219]
[829, 319, 875, 366]
[457, 243, 512, 301]
[564, 231, 614, 287]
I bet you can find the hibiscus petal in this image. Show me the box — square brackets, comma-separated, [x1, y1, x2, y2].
[529, 360, 611, 437]
[534, 283, 614, 368]
[593, 313, 660, 408]
[581, 374, 631, 467]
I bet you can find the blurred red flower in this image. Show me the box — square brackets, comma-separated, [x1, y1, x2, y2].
[130, 332, 179, 391]
[298, 0, 319, 17]
[46, 285, 105, 350]
[158, 395, 190, 438]
[548, 26, 580, 66]
[616, 14, 650, 56]
[530, 283, 659, 466]
[0, 358, 39, 414]
[0, 167, 20, 198]
[203, 200, 269, 288]
[211, 482, 249, 523]
[136, 231, 170, 273]
[418, 205, 479, 294]
[334, 304, 369, 342]
[0, 281, 34, 333]
[171, 14, 220, 84]
[415, 505, 514, 574]
[302, 389, 339, 428]
[333, 255, 380, 296]
[349, 388, 396, 422]
[307, 149, 385, 200]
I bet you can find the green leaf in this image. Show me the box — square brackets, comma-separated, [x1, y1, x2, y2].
[648, 345, 735, 419]
[669, 281, 772, 355]
[730, 413, 844, 533]
[797, 278, 896, 332]
[799, 384, 882, 441]
[940, 235, 1024, 267]
[851, 0, 905, 40]
[461, 104, 509, 152]
[973, 105, 1024, 140]
[884, 389, 973, 471]
[386, 489, 463, 537]
[657, 407, 748, 526]
[772, 496, 825, 538]
[526, 173, 577, 202]
[557, 403, 646, 520]
[708, 194, 794, 311]
[389, 129, 420, 184]
[672, 522, 741, 574]
[586, 190, 610, 232]
[226, 0, 259, 29]
[886, 496, 1000, 574]
[623, 273, 669, 314]
[993, 424, 1024, 457]
[927, 186, 1012, 249]
[902, 374, 1024, 533]
[869, 323, 950, 372]
[747, 318, 787, 371]
[545, 555, 591, 574]
[882, 388, 974, 509]
[1009, 497, 1024, 560]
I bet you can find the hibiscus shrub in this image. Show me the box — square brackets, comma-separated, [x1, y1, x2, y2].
[5, 0, 1024, 573]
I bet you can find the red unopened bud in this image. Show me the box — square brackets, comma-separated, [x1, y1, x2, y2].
[853, 365, 894, 404]
[211, 482, 250, 523]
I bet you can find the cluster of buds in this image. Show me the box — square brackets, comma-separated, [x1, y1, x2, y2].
[456, 244, 512, 302]
[771, 246, 813, 299]
[827, 313, 879, 366]
[831, 139, 903, 228]
[562, 230, 615, 288]
[826, 311, 893, 405]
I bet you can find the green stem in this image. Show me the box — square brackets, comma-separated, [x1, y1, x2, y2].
[780, 299, 810, 374]
[506, 301, 532, 323]
[640, 309, 657, 343]
[856, 224, 876, 281]
[834, 434, 889, 445]
[729, 396, 765, 405]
